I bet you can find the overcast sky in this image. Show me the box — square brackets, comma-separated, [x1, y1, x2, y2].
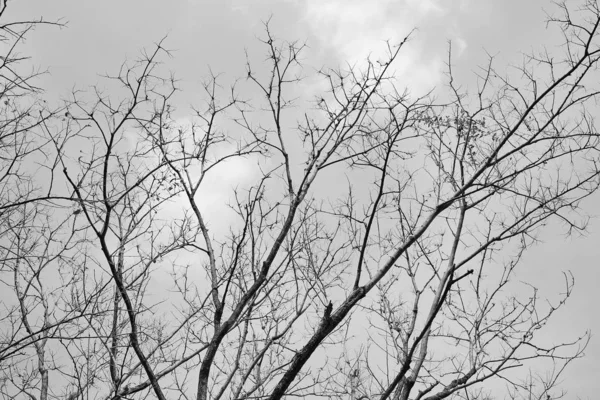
[8, 0, 600, 397]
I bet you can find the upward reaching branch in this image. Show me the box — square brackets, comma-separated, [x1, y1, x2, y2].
[1, 2, 598, 400]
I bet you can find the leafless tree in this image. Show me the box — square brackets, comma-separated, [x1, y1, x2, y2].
[1, 1, 599, 400]
[0, 3, 86, 400]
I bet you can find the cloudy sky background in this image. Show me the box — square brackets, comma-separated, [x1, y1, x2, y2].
[7, 0, 599, 397]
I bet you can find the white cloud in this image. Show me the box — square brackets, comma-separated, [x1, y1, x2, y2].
[151, 116, 263, 238]
[300, 0, 450, 96]
[454, 36, 468, 58]
[405, 0, 444, 15]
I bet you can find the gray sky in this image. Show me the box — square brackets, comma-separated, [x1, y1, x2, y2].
[8, 0, 600, 397]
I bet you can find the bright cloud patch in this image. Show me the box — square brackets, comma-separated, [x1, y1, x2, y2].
[301, 0, 465, 95]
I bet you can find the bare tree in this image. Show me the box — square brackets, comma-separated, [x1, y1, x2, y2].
[1, 1, 599, 400]
[0, 3, 86, 400]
